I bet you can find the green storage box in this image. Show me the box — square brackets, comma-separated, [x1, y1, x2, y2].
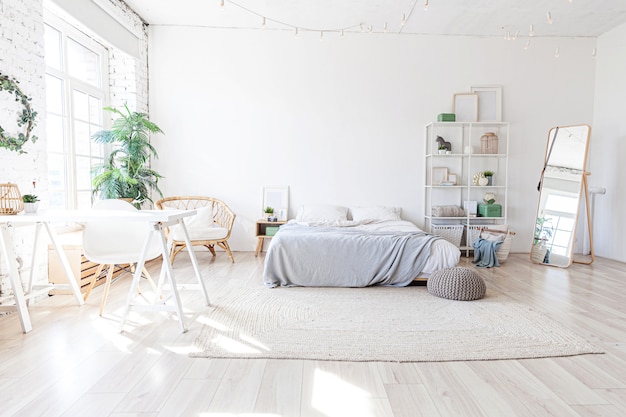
[265, 226, 280, 236]
[478, 203, 502, 217]
[437, 113, 456, 122]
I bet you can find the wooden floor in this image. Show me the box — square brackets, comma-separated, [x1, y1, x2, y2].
[1, 251, 625, 417]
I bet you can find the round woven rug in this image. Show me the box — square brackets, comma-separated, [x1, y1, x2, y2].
[191, 285, 601, 362]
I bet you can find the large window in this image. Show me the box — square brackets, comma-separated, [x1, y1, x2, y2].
[44, 12, 109, 210]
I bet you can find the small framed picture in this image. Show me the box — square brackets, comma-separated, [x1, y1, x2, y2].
[471, 85, 502, 122]
[432, 167, 448, 185]
[454, 93, 478, 122]
[447, 173, 458, 185]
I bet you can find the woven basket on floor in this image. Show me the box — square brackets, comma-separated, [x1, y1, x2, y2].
[468, 227, 515, 262]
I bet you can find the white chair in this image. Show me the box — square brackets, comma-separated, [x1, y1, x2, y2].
[82, 199, 160, 316]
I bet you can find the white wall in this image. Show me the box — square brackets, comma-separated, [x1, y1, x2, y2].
[149, 27, 597, 253]
[591, 22, 626, 263]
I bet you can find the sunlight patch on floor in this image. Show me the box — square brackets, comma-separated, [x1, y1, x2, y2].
[312, 368, 374, 417]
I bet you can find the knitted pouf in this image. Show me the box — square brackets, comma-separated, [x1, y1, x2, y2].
[427, 267, 486, 301]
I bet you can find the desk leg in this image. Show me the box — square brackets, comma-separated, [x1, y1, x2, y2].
[119, 225, 187, 334]
[177, 219, 210, 306]
[43, 222, 84, 306]
[155, 224, 186, 333]
[0, 224, 32, 333]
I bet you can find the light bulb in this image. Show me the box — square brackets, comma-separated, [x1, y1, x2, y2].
[504, 31, 510, 41]
[384, 22, 388, 33]
[529, 24, 535, 37]
[546, 11, 553, 24]
[524, 40, 530, 50]
[513, 30, 520, 40]
[294, 27, 299, 37]
[592, 47, 597, 57]
[554, 47, 560, 58]
[220, 0, 224, 9]
[262, 17, 266, 29]
[401, 14, 406, 26]
[341, 29, 344, 38]
[320, 31, 324, 41]
[424, 0, 429, 11]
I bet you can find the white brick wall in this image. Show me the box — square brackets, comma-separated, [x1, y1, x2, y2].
[0, 0, 149, 297]
[0, 0, 47, 295]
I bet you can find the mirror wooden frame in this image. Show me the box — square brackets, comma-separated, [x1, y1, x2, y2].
[531, 125, 594, 267]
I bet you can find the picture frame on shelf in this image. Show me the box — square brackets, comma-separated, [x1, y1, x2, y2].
[447, 173, 458, 185]
[453, 93, 478, 122]
[470, 85, 502, 122]
[432, 167, 448, 185]
[263, 186, 289, 221]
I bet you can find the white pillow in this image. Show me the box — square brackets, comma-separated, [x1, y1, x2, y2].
[295, 204, 349, 222]
[350, 206, 402, 221]
[170, 206, 214, 241]
[183, 206, 214, 229]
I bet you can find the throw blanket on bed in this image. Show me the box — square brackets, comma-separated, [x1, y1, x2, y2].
[472, 238, 503, 268]
[263, 223, 441, 288]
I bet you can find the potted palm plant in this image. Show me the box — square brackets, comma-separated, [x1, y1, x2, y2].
[91, 105, 164, 208]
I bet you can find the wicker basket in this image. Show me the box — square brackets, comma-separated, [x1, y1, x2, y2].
[469, 227, 515, 262]
[431, 224, 464, 247]
[0, 183, 24, 215]
[466, 225, 483, 247]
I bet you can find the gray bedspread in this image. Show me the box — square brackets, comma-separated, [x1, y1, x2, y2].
[263, 223, 441, 288]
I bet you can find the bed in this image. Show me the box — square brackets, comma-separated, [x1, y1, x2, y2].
[263, 204, 460, 288]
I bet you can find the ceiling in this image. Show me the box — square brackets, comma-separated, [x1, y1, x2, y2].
[122, 0, 626, 38]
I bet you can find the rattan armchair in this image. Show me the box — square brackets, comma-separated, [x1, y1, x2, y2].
[156, 196, 236, 263]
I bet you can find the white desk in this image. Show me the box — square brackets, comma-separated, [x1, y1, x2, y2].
[0, 209, 208, 334]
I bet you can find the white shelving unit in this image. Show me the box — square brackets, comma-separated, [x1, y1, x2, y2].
[424, 121, 509, 254]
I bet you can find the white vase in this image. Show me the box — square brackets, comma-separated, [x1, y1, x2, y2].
[24, 202, 39, 213]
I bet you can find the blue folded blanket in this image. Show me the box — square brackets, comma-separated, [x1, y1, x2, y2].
[473, 238, 503, 268]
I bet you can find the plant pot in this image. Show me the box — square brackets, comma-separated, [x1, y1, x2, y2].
[24, 202, 39, 213]
[531, 242, 548, 263]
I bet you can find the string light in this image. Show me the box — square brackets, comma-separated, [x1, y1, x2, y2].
[592, 47, 597, 57]
[262, 17, 266, 29]
[341, 29, 344, 38]
[424, 0, 429, 11]
[220, 0, 224, 9]
[524, 40, 531, 50]
[320, 31, 324, 41]
[401, 13, 406, 26]
[294, 27, 298, 37]
[554, 47, 560, 58]
[512, 30, 519, 40]
[504, 31, 510, 41]
[383, 22, 388, 33]
[529, 24, 535, 37]
[546, 11, 553, 24]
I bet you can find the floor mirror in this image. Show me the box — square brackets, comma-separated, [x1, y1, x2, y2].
[531, 124, 593, 267]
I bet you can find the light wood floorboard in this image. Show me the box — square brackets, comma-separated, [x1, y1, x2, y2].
[0, 251, 625, 416]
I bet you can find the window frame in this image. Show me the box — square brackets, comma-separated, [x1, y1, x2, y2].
[44, 10, 110, 211]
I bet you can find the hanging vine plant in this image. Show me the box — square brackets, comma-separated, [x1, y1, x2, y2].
[0, 72, 38, 154]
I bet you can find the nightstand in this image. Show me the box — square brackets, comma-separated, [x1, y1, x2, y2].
[255, 219, 287, 256]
